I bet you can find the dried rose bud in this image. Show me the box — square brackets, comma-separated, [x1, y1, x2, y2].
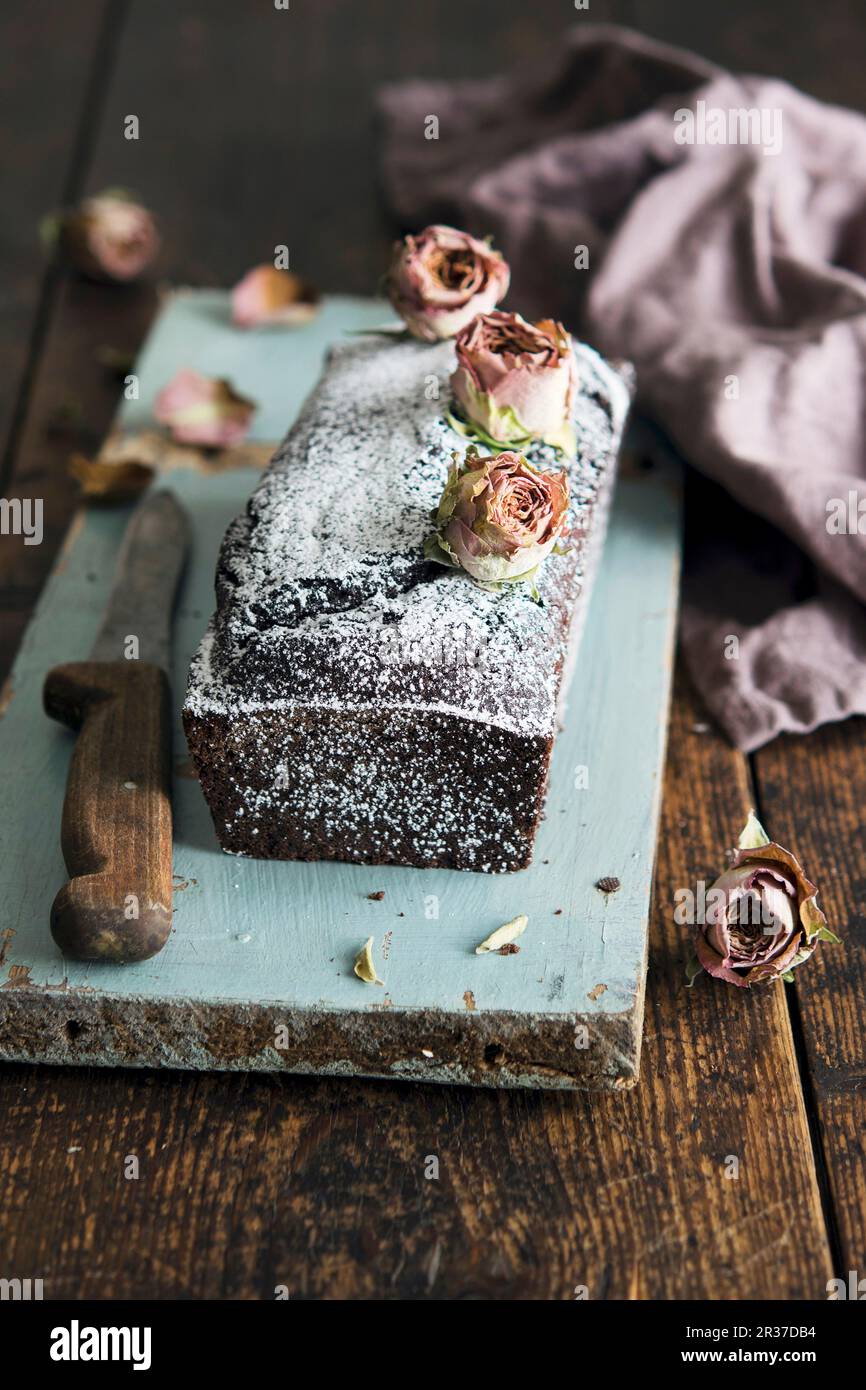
[43, 189, 160, 282]
[450, 310, 578, 454]
[230, 265, 320, 328]
[425, 447, 568, 589]
[154, 370, 256, 448]
[688, 811, 839, 989]
[388, 224, 509, 341]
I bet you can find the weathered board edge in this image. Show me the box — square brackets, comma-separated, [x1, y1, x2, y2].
[0, 986, 640, 1091]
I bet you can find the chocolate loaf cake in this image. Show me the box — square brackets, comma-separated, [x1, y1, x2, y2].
[183, 334, 631, 872]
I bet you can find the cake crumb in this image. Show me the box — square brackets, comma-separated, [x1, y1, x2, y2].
[463, 989, 476, 1011]
[367, 890, 385, 901]
[498, 943, 520, 955]
[595, 876, 621, 894]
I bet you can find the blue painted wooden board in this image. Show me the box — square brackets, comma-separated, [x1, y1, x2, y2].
[0, 292, 681, 1089]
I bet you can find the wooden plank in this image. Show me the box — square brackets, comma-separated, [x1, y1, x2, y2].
[0, 667, 833, 1298]
[752, 724, 866, 1279]
[83, 0, 579, 294]
[0, 278, 159, 678]
[0, 0, 115, 471]
[0, 291, 680, 1090]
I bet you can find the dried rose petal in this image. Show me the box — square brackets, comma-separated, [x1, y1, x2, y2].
[68, 452, 154, 504]
[231, 266, 319, 328]
[154, 370, 256, 448]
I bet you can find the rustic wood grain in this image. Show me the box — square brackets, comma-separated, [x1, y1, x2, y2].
[0, 0, 117, 478]
[0, 0, 858, 1300]
[753, 724, 866, 1281]
[0, 274, 158, 646]
[0, 666, 833, 1298]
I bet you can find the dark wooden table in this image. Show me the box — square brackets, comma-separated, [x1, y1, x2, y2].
[2, 0, 864, 1300]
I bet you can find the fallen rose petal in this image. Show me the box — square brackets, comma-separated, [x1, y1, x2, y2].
[68, 452, 154, 504]
[231, 266, 320, 328]
[353, 936, 384, 985]
[475, 914, 528, 954]
[154, 370, 256, 448]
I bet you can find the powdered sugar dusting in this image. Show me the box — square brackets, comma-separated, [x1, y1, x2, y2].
[186, 334, 630, 738]
[183, 331, 630, 871]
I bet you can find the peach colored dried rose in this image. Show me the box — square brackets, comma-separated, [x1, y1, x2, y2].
[388, 225, 509, 341]
[426, 448, 568, 588]
[690, 811, 839, 988]
[451, 310, 578, 453]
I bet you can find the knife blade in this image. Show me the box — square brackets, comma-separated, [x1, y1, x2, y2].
[43, 490, 191, 963]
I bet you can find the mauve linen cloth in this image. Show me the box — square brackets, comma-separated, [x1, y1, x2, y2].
[378, 23, 866, 752]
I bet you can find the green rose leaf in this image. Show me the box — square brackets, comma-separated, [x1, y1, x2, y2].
[816, 924, 842, 945]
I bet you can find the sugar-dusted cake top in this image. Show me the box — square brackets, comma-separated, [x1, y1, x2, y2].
[185, 334, 631, 737]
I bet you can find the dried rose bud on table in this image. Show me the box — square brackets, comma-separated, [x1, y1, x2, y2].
[687, 810, 839, 989]
[42, 188, 159, 282]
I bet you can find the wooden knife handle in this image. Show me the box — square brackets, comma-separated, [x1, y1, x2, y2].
[43, 661, 173, 963]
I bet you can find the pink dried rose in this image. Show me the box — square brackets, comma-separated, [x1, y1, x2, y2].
[231, 265, 320, 328]
[42, 189, 159, 282]
[450, 310, 578, 454]
[687, 811, 839, 989]
[154, 370, 256, 448]
[388, 225, 509, 342]
[424, 446, 569, 589]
